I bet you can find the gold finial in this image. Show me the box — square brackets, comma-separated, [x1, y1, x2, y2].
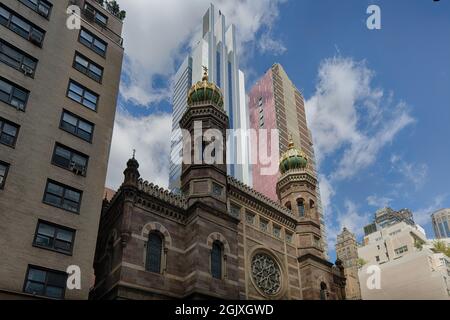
[202, 65, 209, 81]
[288, 133, 294, 148]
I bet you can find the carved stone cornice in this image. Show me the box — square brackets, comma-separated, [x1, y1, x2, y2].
[276, 169, 317, 192]
[298, 253, 333, 268]
[179, 104, 228, 128]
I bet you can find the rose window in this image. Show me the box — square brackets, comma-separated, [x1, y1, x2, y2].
[251, 253, 282, 295]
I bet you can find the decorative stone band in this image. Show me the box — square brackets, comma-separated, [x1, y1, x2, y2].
[227, 176, 298, 228]
[276, 168, 317, 191]
[179, 104, 228, 129]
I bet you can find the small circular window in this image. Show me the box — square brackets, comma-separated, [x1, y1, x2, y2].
[251, 253, 282, 296]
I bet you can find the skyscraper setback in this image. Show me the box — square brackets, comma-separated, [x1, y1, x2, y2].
[0, 0, 124, 299]
[248, 63, 327, 256]
[169, 4, 251, 192]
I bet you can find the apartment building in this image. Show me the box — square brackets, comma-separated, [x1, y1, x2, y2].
[358, 221, 450, 300]
[432, 209, 450, 239]
[0, 0, 124, 299]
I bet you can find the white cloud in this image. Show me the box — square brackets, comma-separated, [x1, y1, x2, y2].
[326, 200, 372, 252]
[105, 110, 172, 190]
[306, 57, 416, 252]
[306, 57, 415, 179]
[390, 154, 428, 189]
[258, 32, 287, 55]
[367, 195, 392, 208]
[413, 195, 447, 226]
[119, 0, 287, 106]
[318, 174, 335, 218]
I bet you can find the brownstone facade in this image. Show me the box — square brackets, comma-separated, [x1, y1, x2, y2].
[90, 75, 345, 300]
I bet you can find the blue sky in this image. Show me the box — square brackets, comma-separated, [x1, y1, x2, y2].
[107, 0, 450, 259]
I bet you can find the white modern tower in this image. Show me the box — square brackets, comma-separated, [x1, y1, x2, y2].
[169, 4, 251, 191]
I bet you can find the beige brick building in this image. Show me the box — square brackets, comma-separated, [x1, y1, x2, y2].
[0, 0, 123, 299]
[90, 72, 346, 300]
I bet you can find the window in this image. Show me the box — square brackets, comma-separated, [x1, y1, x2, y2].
[67, 80, 99, 111]
[0, 161, 9, 189]
[79, 28, 107, 57]
[211, 241, 223, 279]
[0, 5, 45, 46]
[18, 0, 52, 18]
[60, 110, 94, 142]
[394, 246, 408, 255]
[0, 40, 37, 76]
[23, 266, 67, 299]
[230, 203, 240, 219]
[0, 117, 19, 147]
[52, 144, 88, 176]
[212, 183, 223, 197]
[320, 282, 328, 300]
[246, 212, 255, 225]
[146, 232, 163, 274]
[285, 201, 291, 210]
[273, 225, 281, 238]
[73, 52, 103, 83]
[286, 232, 293, 244]
[0, 77, 29, 110]
[313, 236, 321, 248]
[33, 220, 75, 254]
[260, 219, 269, 232]
[83, 2, 108, 27]
[297, 198, 305, 217]
[43, 180, 82, 213]
[375, 256, 380, 262]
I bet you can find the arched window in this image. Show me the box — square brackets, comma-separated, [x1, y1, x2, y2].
[285, 201, 292, 210]
[211, 241, 223, 279]
[310, 200, 315, 209]
[297, 198, 305, 217]
[146, 232, 163, 273]
[320, 282, 328, 300]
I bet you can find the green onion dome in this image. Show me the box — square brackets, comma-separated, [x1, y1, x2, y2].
[279, 136, 308, 174]
[187, 68, 224, 109]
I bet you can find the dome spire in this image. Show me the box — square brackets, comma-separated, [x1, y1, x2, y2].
[187, 66, 224, 109]
[279, 133, 308, 174]
[202, 66, 209, 82]
[288, 133, 294, 148]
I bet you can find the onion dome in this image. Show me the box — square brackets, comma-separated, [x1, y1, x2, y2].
[279, 135, 308, 174]
[126, 149, 139, 170]
[187, 67, 224, 109]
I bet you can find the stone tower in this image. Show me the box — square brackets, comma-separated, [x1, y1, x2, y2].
[180, 68, 229, 214]
[276, 137, 323, 259]
[178, 68, 240, 298]
[336, 227, 362, 300]
[276, 137, 345, 299]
